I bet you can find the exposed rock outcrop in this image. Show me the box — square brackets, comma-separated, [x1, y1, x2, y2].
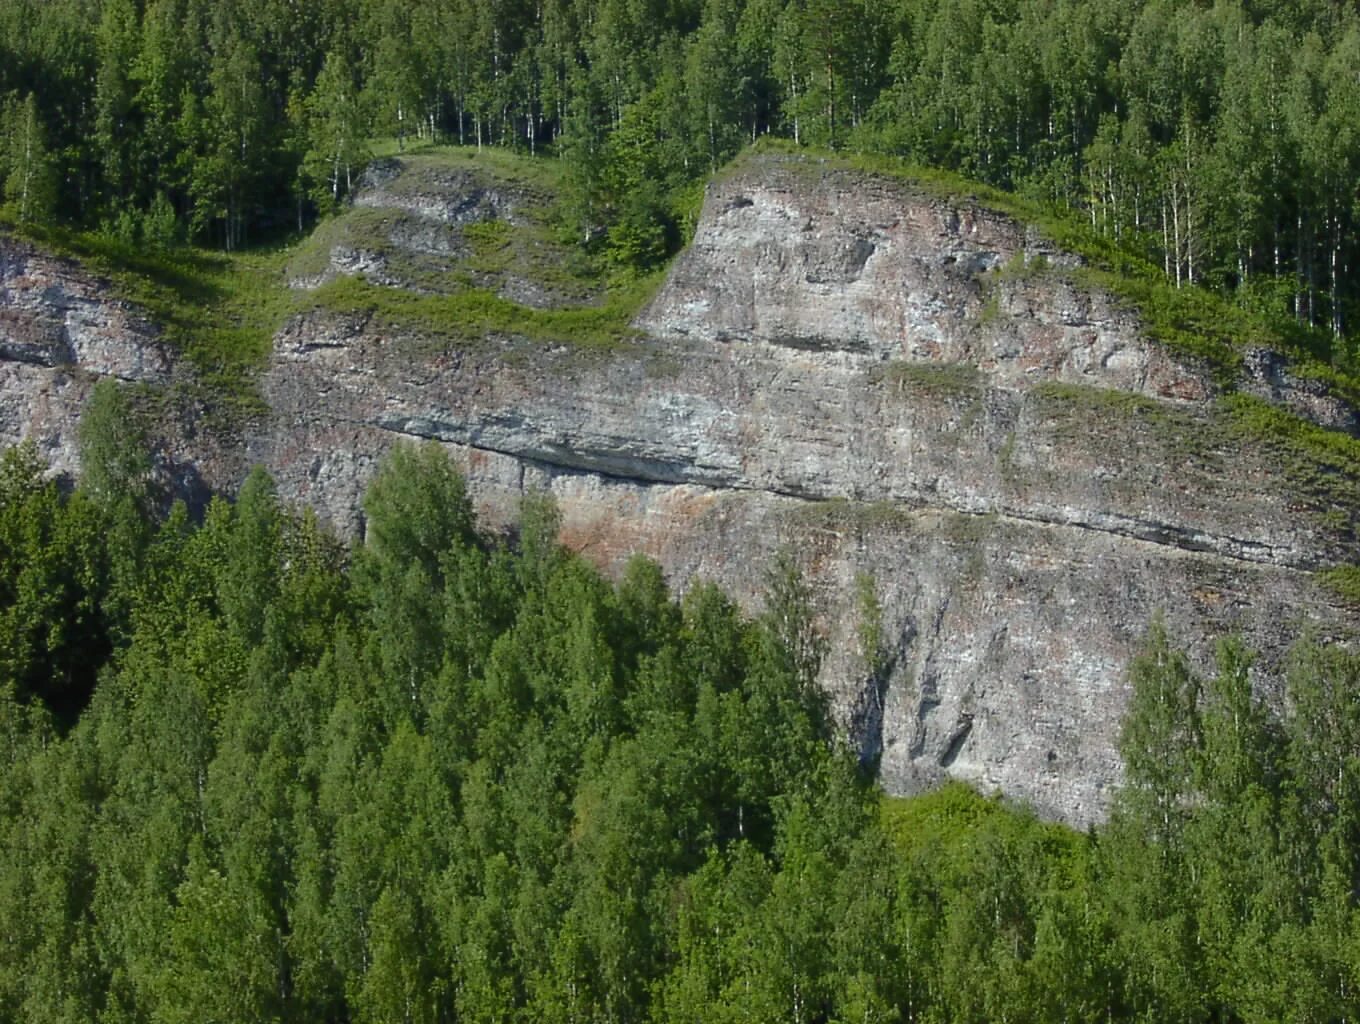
[0, 238, 175, 475]
[286, 155, 600, 309]
[2, 151, 1356, 826]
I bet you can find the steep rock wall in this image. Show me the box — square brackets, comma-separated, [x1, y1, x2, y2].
[2, 153, 1356, 826]
[251, 156, 1359, 825]
[0, 237, 254, 511]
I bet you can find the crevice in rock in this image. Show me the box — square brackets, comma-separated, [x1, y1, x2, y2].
[851, 619, 913, 769]
[765, 332, 874, 354]
[0, 341, 71, 368]
[361, 417, 1329, 576]
[910, 692, 939, 761]
[958, 504, 1319, 572]
[939, 713, 973, 768]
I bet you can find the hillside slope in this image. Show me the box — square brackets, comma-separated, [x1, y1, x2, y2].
[2, 148, 1358, 824]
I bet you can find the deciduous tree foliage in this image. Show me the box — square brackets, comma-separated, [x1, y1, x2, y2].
[0, 416, 1358, 1021]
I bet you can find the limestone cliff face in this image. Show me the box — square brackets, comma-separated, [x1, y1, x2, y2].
[2, 152, 1356, 826]
[0, 239, 173, 475]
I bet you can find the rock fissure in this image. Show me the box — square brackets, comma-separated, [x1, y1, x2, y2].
[365, 410, 1323, 577]
[961, 503, 1316, 572]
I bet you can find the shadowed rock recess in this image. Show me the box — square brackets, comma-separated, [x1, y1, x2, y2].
[3, 151, 1358, 825]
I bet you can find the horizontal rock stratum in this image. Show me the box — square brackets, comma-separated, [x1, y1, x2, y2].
[2, 150, 1357, 825]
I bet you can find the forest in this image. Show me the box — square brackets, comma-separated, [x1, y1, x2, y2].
[0, 384, 1358, 1023]
[1, 0, 1360, 338]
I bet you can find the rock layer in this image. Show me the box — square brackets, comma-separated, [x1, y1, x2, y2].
[2, 152, 1357, 826]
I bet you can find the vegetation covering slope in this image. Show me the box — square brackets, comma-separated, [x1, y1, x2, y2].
[286, 146, 666, 350]
[10, 144, 667, 407]
[1, 387, 1359, 1023]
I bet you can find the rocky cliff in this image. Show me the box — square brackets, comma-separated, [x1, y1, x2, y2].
[2, 150, 1357, 825]
[0, 239, 172, 472]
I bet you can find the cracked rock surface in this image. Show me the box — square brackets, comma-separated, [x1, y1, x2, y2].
[2, 153, 1358, 826]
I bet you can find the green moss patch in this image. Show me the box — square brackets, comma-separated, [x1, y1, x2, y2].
[878, 361, 983, 398]
[368, 142, 571, 194]
[1318, 566, 1360, 607]
[1030, 381, 1219, 462]
[1032, 380, 1170, 423]
[790, 498, 920, 536]
[1219, 394, 1360, 544]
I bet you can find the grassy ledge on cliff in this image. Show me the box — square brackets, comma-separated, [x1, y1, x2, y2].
[0, 143, 672, 411]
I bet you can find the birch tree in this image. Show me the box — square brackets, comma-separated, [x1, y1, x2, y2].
[303, 49, 369, 210]
[2, 93, 55, 224]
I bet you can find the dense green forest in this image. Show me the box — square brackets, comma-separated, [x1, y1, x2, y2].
[1, 0, 1360, 336]
[0, 384, 1357, 1023]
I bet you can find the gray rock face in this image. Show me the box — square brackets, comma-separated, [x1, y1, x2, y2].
[0, 239, 176, 476]
[353, 158, 536, 227]
[1, 153, 1356, 827]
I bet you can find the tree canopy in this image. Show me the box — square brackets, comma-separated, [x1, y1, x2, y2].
[0, 416, 1357, 1022]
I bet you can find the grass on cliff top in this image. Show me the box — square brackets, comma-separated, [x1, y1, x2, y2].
[3, 218, 291, 413]
[367, 138, 571, 193]
[302, 269, 662, 350]
[2, 145, 655, 406]
[292, 140, 570, 268]
[285, 194, 602, 306]
[287, 144, 637, 332]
